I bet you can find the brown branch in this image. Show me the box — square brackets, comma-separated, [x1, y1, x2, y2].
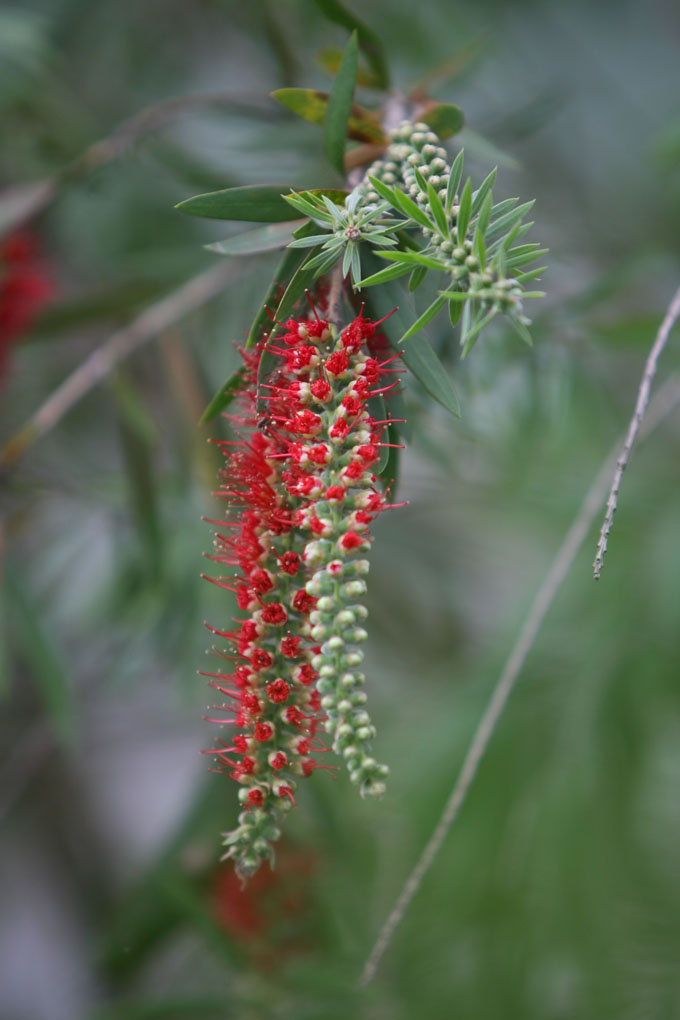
[593, 284, 680, 579]
[0, 261, 238, 472]
[0, 91, 278, 236]
[359, 373, 680, 988]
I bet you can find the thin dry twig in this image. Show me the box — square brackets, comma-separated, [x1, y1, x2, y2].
[0, 261, 238, 471]
[593, 285, 680, 579]
[0, 91, 278, 236]
[359, 372, 680, 988]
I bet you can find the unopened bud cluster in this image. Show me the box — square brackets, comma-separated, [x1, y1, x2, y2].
[357, 121, 532, 326]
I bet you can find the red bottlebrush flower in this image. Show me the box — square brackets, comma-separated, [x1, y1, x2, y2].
[0, 231, 53, 385]
[260, 602, 287, 625]
[266, 678, 290, 703]
[204, 307, 400, 879]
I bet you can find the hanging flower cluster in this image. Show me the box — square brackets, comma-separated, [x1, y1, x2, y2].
[203, 308, 398, 878]
[0, 232, 53, 386]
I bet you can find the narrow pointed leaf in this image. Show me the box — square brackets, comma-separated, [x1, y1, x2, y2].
[489, 197, 519, 222]
[5, 568, 76, 747]
[461, 308, 498, 356]
[448, 299, 462, 327]
[175, 185, 300, 222]
[201, 225, 321, 421]
[456, 178, 472, 243]
[246, 222, 318, 348]
[206, 221, 304, 256]
[427, 182, 449, 236]
[473, 227, 486, 268]
[399, 294, 447, 342]
[306, 246, 343, 274]
[257, 251, 325, 408]
[324, 32, 359, 174]
[272, 88, 385, 143]
[317, 46, 382, 89]
[515, 265, 548, 284]
[359, 262, 412, 287]
[470, 167, 497, 216]
[401, 333, 460, 415]
[408, 265, 427, 292]
[446, 149, 464, 212]
[312, 0, 390, 89]
[460, 299, 472, 347]
[378, 250, 444, 271]
[507, 316, 534, 345]
[413, 167, 428, 194]
[200, 364, 248, 424]
[367, 175, 400, 206]
[485, 200, 535, 239]
[287, 233, 334, 248]
[377, 420, 401, 490]
[476, 192, 493, 237]
[391, 189, 435, 231]
[361, 265, 460, 417]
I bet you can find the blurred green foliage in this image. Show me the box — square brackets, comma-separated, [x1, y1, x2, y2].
[1, 1, 679, 1018]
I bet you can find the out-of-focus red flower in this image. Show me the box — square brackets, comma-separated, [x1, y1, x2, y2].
[0, 231, 53, 385]
[210, 844, 319, 966]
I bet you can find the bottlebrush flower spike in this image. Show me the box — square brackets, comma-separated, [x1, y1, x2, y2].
[204, 307, 398, 877]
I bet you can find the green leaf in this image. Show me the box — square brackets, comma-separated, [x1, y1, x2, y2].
[456, 178, 472, 244]
[420, 102, 465, 139]
[312, 0, 390, 89]
[306, 245, 343, 275]
[470, 167, 497, 217]
[199, 364, 247, 424]
[5, 567, 76, 747]
[175, 185, 300, 222]
[200, 225, 319, 422]
[256, 250, 325, 409]
[413, 167, 428, 194]
[473, 226, 486, 268]
[367, 393, 389, 472]
[427, 182, 449, 237]
[246, 228, 316, 348]
[461, 307, 498, 356]
[399, 294, 447, 342]
[515, 265, 547, 284]
[361, 262, 460, 417]
[318, 46, 382, 88]
[323, 31, 359, 174]
[389, 189, 435, 231]
[282, 191, 334, 222]
[448, 298, 462, 327]
[507, 316, 534, 346]
[505, 246, 549, 270]
[476, 192, 493, 237]
[206, 221, 303, 256]
[272, 88, 385, 143]
[485, 200, 535, 240]
[401, 333, 460, 415]
[377, 250, 444, 271]
[446, 149, 464, 212]
[359, 262, 412, 287]
[408, 265, 427, 292]
[367, 175, 399, 206]
[377, 419, 401, 491]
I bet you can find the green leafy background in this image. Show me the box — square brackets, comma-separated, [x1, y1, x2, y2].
[1, 1, 679, 1018]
